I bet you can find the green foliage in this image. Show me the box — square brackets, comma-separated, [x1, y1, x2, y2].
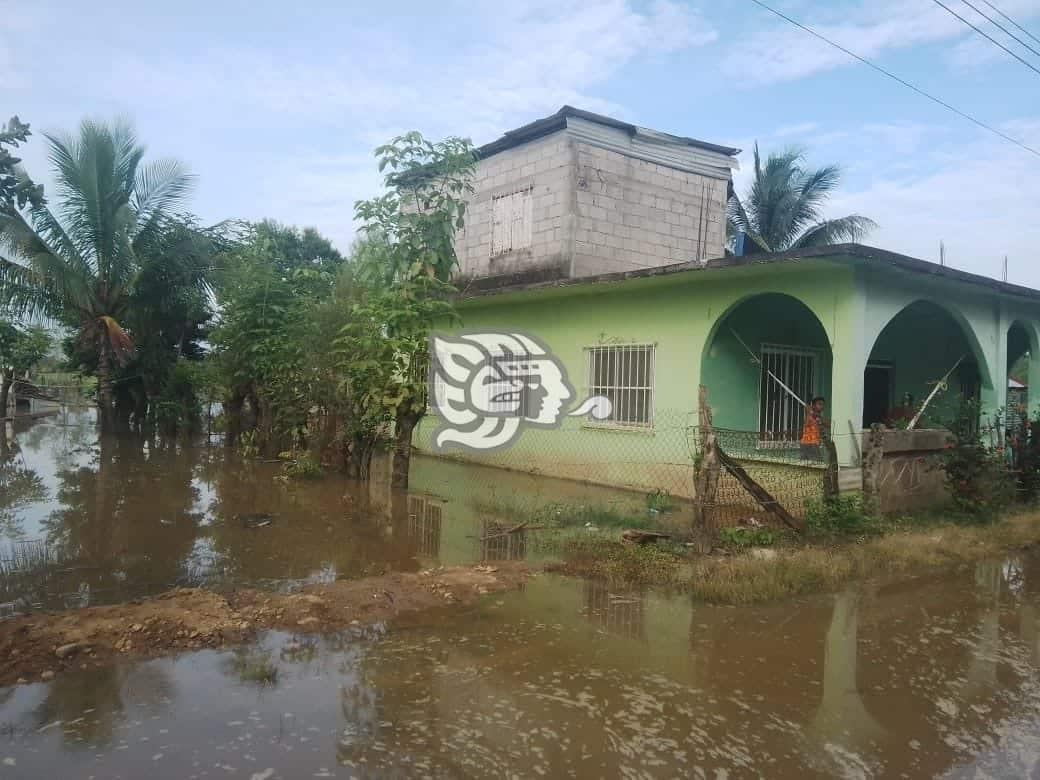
[533, 501, 649, 529]
[0, 322, 50, 374]
[0, 117, 208, 427]
[282, 452, 325, 480]
[151, 360, 203, 434]
[727, 143, 876, 252]
[941, 402, 1014, 520]
[645, 488, 675, 513]
[719, 525, 777, 548]
[210, 220, 347, 454]
[333, 132, 475, 480]
[804, 494, 874, 535]
[237, 430, 259, 458]
[0, 116, 44, 211]
[554, 537, 683, 586]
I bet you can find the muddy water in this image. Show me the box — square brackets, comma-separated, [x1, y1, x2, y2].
[2, 415, 1040, 777]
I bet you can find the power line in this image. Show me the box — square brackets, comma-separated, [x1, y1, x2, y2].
[744, 0, 1040, 159]
[960, 0, 1040, 60]
[929, 0, 1040, 76]
[977, 0, 1040, 48]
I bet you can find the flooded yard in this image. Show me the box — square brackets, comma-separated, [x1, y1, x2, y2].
[2, 413, 1040, 777]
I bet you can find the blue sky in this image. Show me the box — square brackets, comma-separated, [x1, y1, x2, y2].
[4, 0, 1040, 283]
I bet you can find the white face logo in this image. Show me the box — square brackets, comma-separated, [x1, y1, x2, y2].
[429, 331, 612, 452]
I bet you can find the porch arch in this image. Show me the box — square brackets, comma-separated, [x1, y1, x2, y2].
[862, 299, 989, 428]
[701, 292, 833, 439]
[1006, 319, 1038, 435]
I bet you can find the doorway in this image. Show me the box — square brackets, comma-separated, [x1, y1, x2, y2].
[863, 362, 892, 428]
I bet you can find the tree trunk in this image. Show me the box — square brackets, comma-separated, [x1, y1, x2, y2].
[391, 409, 422, 490]
[97, 348, 115, 431]
[225, 389, 246, 447]
[343, 432, 375, 480]
[0, 370, 12, 419]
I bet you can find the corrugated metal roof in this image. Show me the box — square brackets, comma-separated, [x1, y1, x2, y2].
[477, 105, 741, 160]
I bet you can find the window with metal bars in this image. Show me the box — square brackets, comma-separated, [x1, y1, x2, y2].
[585, 344, 655, 427]
[758, 343, 819, 446]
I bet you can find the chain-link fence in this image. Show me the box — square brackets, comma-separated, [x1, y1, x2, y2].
[413, 409, 842, 530]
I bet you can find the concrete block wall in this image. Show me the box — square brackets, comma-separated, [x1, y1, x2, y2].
[454, 133, 574, 283]
[454, 129, 730, 285]
[570, 141, 727, 277]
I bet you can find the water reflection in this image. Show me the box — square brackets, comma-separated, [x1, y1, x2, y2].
[3, 566, 1040, 776]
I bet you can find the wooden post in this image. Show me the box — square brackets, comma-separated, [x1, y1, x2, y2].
[862, 424, 886, 516]
[823, 438, 840, 500]
[692, 385, 720, 553]
[693, 433, 720, 553]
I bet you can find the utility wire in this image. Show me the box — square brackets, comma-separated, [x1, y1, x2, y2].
[929, 0, 1040, 76]
[978, 0, 1040, 48]
[744, 0, 1040, 159]
[960, 0, 1040, 60]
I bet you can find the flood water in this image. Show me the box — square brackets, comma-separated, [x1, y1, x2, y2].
[2, 412, 1040, 778]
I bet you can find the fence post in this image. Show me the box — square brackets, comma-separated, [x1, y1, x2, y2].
[693, 386, 719, 553]
[862, 424, 886, 516]
[823, 437, 840, 499]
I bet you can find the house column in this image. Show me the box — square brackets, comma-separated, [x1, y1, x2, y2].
[828, 287, 868, 466]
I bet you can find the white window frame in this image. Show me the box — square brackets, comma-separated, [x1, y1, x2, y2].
[584, 344, 655, 429]
[757, 342, 820, 448]
[490, 186, 534, 257]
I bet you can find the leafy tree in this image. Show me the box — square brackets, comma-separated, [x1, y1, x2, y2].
[338, 131, 475, 487]
[0, 116, 44, 211]
[0, 322, 50, 414]
[727, 143, 876, 253]
[211, 221, 345, 454]
[0, 118, 197, 428]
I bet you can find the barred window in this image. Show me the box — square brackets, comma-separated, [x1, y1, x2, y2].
[758, 343, 819, 445]
[585, 344, 655, 427]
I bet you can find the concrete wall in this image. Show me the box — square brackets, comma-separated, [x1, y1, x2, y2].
[455, 133, 574, 283]
[419, 260, 858, 488]
[571, 140, 727, 277]
[455, 124, 732, 285]
[421, 255, 1040, 507]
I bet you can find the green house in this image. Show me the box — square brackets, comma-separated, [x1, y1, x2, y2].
[413, 109, 1040, 499]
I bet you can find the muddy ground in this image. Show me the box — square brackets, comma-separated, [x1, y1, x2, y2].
[0, 563, 530, 686]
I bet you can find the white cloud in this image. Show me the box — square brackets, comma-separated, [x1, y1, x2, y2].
[93, 0, 718, 249]
[824, 118, 1040, 286]
[723, 0, 1040, 86]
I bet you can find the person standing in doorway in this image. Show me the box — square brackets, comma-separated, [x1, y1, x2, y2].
[800, 396, 828, 461]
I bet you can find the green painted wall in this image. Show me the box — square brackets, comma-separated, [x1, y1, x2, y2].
[415, 256, 1040, 482]
[417, 260, 857, 478]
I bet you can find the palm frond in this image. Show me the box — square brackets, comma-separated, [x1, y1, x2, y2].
[132, 158, 194, 231]
[0, 208, 95, 315]
[790, 215, 879, 249]
[97, 314, 135, 365]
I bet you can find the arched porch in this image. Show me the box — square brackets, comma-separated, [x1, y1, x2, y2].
[701, 293, 833, 458]
[863, 300, 988, 431]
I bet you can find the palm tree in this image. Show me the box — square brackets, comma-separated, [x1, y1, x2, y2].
[0, 119, 194, 428]
[728, 143, 877, 253]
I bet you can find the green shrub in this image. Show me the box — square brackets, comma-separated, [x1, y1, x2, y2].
[533, 501, 648, 529]
[645, 489, 675, 513]
[283, 453, 325, 480]
[804, 493, 872, 535]
[941, 402, 1014, 520]
[719, 526, 777, 548]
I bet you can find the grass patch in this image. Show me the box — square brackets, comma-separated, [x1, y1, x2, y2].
[546, 508, 1040, 604]
[229, 649, 280, 685]
[546, 536, 685, 586]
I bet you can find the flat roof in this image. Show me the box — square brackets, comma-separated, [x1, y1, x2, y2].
[457, 243, 1040, 304]
[477, 105, 741, 159]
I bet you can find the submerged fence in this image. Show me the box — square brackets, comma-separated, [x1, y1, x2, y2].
[416, 408, 835, 528]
